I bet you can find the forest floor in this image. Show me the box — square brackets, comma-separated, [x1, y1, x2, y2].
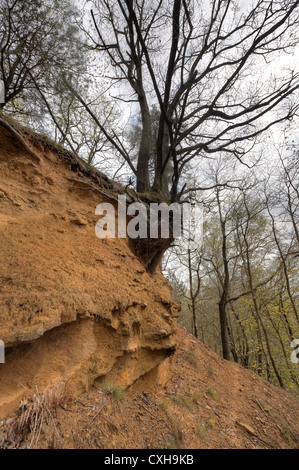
[2, 326, 298, 450]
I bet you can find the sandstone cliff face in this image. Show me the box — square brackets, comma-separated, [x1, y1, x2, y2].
[0, 121, 179, 417]
[1, 121, 299, 450]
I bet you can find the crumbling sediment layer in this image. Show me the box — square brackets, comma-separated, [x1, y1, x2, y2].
[0, 121, 180, 417]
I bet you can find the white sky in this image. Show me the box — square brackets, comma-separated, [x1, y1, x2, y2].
[71, 0, 299, 186]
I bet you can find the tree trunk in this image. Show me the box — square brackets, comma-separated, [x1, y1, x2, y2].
[136, 95, 151, 193]
[188, 249, 198, 339]
[218, 300, 230, 360]
[152, 118, 171, 199]
[217, 192, 231, 360]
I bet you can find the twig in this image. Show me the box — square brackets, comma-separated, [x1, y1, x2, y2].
[86, 399, 111, 427]
[252, 398, 267, 417]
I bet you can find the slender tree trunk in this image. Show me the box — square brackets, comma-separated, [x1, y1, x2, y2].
[188, 249, 198, 339]
[278, 290, 295, 341]
[244, 244, 285, 388]
[269, 211, 299, 324]
[226, 316, 238, 362]
[218, 300, 230, 360]
[217, 191, 231, 360]
[136, 95, 151, 193]
[230, 303, 250, 366]
[267, 309, 299, 388]
[152, 119, 171, 198]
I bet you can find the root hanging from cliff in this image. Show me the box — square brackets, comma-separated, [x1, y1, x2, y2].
[131, 236, 173, 276]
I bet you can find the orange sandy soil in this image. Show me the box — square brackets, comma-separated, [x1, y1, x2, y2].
[3, 326, 296, 450]
[0, 120, 178, 418]
[0, 119, 298, 450]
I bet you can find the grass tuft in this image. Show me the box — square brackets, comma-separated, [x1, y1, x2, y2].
[185, 350, 199, 368]
[207, 419, 215, 429]
[207, 386, 219, 402]
[198, 424, 207, 442]
[159, 401, 168, 411]
[102, 383, 125, 402]
[113, 386, 125, 402]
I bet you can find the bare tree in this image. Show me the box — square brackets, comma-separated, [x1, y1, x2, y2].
[0, 0, 84, 111]
[74, 0, 299, 200]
